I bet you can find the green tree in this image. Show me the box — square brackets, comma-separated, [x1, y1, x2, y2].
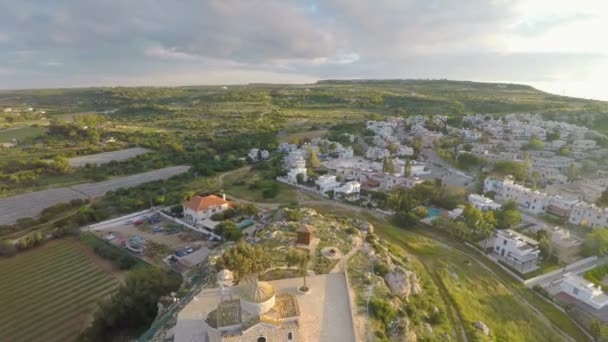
[216, 221, 242, 241]
[382, 156, 395, 174]
[583, 228, 608, 256]
[522, 137, 544, 150]
[462, 204, 484, 228]
[589, 319, 608, 342]
[51, 156, 71, 174]
[387, 141, 397, 154]
[217, 242, 272, 281]
[495, 208, 521, 229]
[557, 145, 570, 156]
[597, 188, 608, 207]
[0, 240, 17, 256]
[546, 129, 560, 141]
[567, 163, 579, 182]
[285, 248, 302, 268]
[306, 148, 321, 169]
[404, 159, 411, 177]
[80, 267, 180, 341]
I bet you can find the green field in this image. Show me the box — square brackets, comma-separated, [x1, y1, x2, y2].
[372, 220, 588, 342]
[0, 239, 120, 342]
[0, 126, 47, 142]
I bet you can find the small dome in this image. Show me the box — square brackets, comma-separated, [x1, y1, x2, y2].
[217, 269, 234, 282]
[240, 277, 275, 303]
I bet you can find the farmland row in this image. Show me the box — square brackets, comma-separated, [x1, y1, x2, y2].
[0, 280, 117, 341]
[0, 267, 110, 311]
[0, 253, 92, 292]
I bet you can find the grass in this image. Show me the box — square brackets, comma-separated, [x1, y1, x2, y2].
[278, 129, 329, 143]
[0, 126, 47, 142]
[371, 219, 588, 342]
[0, 239, 120, 342]
[583, 264, 608, 292]
[222, 167, 297, 203]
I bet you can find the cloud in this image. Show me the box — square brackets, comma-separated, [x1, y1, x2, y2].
[0, 0, 607, 99]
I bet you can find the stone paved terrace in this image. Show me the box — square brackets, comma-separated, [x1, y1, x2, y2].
[0, 165, 190, 225]
[175, 272, 356, 342]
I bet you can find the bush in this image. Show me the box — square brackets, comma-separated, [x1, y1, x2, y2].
[369, 298, 397, 327]
[373, 263, 390, 277]
[284, 209, 303, 222]
[0, 240, 17, 256]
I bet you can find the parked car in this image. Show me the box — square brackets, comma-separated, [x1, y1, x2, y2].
[152, 226, 164, 233]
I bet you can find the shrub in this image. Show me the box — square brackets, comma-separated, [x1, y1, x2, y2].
[369, 298, 397, 327]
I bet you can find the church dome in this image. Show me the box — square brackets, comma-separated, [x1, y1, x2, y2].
[240, 278, 275, 303]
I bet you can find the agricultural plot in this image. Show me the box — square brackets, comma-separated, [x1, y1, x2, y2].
[0, 187, 88, 225]
[0, 165, 190, 225]
[68, 147, 151, 167]
[0, 239, 120, 342]
[71, 165, 190, 197]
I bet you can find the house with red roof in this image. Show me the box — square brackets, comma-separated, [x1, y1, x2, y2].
[183, 194, 231, 224]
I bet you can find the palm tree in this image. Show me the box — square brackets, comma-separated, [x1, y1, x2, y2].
[298, 252, 311, 291]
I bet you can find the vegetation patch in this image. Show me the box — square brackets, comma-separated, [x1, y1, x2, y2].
[0, 239, 120, 342]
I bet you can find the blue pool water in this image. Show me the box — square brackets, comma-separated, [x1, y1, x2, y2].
[427, 207, 441, 218]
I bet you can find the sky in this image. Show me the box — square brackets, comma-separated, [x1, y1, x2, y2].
[1, 0, 608, 100]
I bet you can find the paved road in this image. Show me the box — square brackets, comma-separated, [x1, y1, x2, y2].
[526, 256, 608, 288]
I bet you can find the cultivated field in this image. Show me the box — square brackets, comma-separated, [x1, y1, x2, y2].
[0, 126, 47, 142]
[68, 147, 151, 167]
[0, 187, 89, 225]
[0, 165, 190, 225]
[0, 239, 120, 342]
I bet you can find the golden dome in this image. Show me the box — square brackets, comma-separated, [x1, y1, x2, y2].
[240, 277, 275, 303]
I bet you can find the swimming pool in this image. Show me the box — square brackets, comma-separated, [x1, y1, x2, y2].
[426, 207, 441, 218]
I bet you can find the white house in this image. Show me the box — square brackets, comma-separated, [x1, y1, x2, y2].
[286, 156, 307, 184]
[560, 273, 608, 309]
[335, 181, 361, 201]
[568, 202, 608, 228]
[248, 148, 269, 161]
[183, 195, 232, 224]
[487, 176, 548, 214]
[315, 174, 340, 193]
[493, 229, 540, 274]
[366, 147, 390, 160]
[571, 139, 597, 151]
[468, 194, 502, 211]
[546, 196, 578, 218]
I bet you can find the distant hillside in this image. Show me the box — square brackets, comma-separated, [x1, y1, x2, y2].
[1, 79, 607, 122]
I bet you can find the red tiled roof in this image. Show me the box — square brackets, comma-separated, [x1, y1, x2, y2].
[183, 195, 230, 212]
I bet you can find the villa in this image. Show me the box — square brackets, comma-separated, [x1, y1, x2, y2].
[560, 273, 608, 310]
[493, 229, 540, 274]
[183, 194, 232, 224]
[467, 194, 502, 211]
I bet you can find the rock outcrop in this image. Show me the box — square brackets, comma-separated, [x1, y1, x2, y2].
[384, 267, 422, 299]
[473, 321, 490, 336]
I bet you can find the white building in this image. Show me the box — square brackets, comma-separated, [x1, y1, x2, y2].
[560, 273, 608, 310]
[468, 194, 502, 211]
[334, 181, 361, 201]
[571, 139, 597, 151]
[286, 156, 307, 184]
[493, 229, 540, 273]
[315, 174, 340, 193]
[395, 145, 414, 157]
[486, 176, 548, 214]
[278, 142, 298, 153]
[546, 196, 579, 218]
[568, 202, 608, 228]
[183, 195, 232, 224]
[461, 129, 483, 141]
[248, 149, 269, 161]
[530, 156, 574, 171]
[365, 147, 390, 160]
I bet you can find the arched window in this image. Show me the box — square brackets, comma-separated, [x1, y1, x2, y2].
[288, 332, 293, 340]
[257, 337, 266, 342]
